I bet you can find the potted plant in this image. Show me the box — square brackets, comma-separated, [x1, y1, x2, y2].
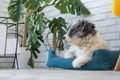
[8, 0, 90, 68]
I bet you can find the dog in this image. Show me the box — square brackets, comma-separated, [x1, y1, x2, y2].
[63, 20, 109, 68]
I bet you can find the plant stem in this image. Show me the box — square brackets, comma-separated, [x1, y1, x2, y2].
[22, 8, 29, 47]
[53, 27, 57, 50]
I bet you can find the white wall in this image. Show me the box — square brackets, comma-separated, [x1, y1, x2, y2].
[0, 0, 9, 17]
[0, 0, 120, 68]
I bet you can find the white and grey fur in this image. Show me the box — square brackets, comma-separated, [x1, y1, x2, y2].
[63, 20, 109, 68]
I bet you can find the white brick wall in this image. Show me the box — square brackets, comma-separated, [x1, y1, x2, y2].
[94, 19, 117, 27]
[108, 25, 120, 33]
[0, 0, 9, 17]
[91, 14, 107, 21]
[110, 40, 120, 48]
[101, 33, 119, 40]
[117, 18, 120, 24]
[1, 0, 120, 68]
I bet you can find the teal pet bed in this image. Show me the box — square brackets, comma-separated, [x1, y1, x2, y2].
[47, 49, 120, 70]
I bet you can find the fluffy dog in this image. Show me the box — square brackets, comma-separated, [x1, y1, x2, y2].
[63, 20, 109, 68]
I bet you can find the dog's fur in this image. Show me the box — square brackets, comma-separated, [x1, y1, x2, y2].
[63, 20, 109, 68]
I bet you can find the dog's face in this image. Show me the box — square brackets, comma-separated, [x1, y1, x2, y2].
[63, 20, 97, 45]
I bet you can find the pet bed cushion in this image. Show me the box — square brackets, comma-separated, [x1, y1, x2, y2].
[47, 49, 120, 70]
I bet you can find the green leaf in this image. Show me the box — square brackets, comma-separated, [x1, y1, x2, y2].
[48, 18, 56, 33]
[38, 35, 44, 43]
[57, 40, 64, 51]
[21, 0, 26, 3]
[35, 41, 41, 48]
[26, 11, 47, 68]
[34, 47, 40, 53]
[54, 0, 90, 15]
[27, 53, 34, 68]
[48, 17, 67, 50]
[33, 51, 38, 59]
[58, 17, 67, 29]
[8, 0, 24, 22]
[22, 0, 43, 10]
[55, 0, 68, 13]
[44, 0, 51, 4]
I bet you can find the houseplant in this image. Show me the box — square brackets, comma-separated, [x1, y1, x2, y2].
[8, 0, 90, 68]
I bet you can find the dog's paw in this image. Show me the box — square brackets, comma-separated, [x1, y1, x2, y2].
[64, 52, 74, 59]
[72, 59, 84, 68]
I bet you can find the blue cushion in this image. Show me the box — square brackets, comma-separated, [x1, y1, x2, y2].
[47, 49, 120, 70]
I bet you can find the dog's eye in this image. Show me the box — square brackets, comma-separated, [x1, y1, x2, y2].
[68, 29, 76, 37]
[71, 29, 74, 32]
[69, 29, 73, 33]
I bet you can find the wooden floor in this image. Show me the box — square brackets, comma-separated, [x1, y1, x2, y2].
[0, 68, 120, 80]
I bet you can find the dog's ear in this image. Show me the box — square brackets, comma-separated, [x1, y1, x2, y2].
[77, 21, 97, 38]
[77, 22, 87, 38]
